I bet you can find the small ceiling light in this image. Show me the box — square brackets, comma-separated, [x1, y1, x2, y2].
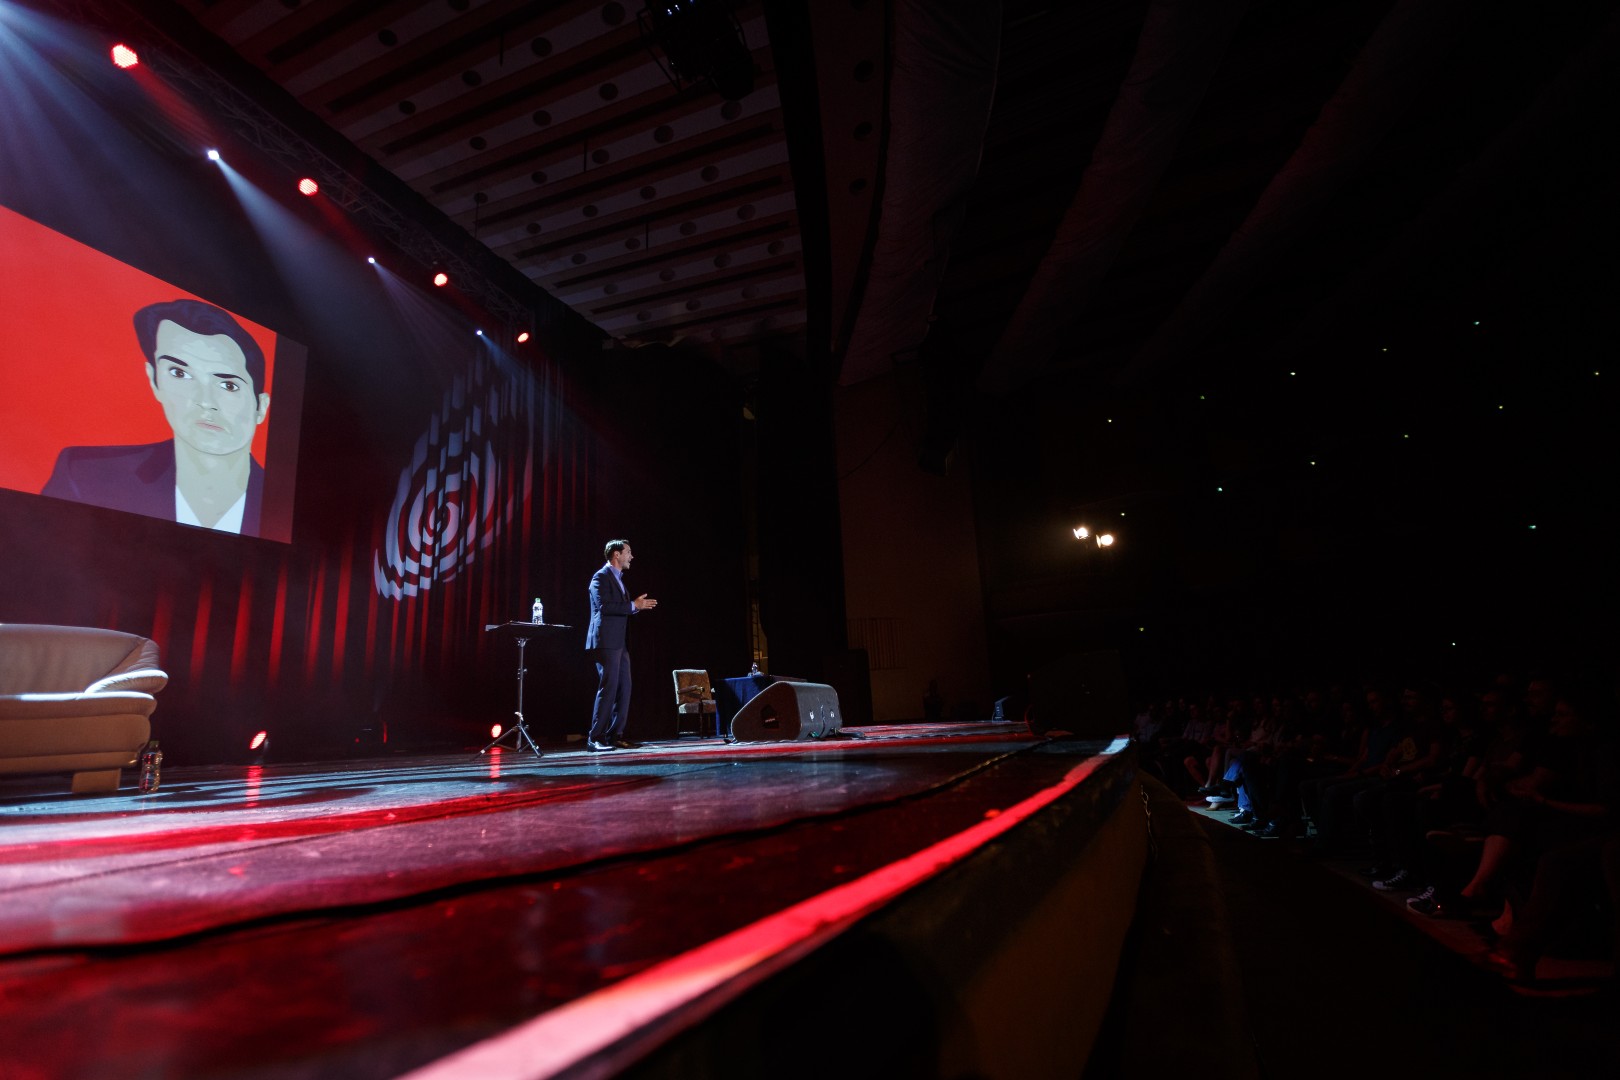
[367, 256, 377, 265]
[297, 178, 319, 196]
[638, 0, 755, 101]
[432, 271, 449, 287]
[206, 149, 221, 162]
[1073, 526, 1089, 539]
[1098, 533, 1115, 547]
[110, 44, 139, 69]
[516, 331, 530, 344]
[475, 329, 485, 337]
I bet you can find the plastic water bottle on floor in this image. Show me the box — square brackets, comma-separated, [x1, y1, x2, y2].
[532, 597, 543, 624]
[137, 740, 162, 794]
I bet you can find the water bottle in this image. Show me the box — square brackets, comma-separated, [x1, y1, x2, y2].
[137, 740, 162, 794]
[532, 597, 543, 624]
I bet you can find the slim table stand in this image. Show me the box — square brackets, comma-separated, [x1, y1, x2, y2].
[478, 621, 573, 757]
[480, 634, 542, 756]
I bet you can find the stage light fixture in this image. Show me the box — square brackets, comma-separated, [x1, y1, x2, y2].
[249, 731, 268, 751]
[297, 177, 319, 196]
[1073, 523, 1116, 553]
[516, 331, 530, 344]
[475, 329, 485, 337]
[490, 723, 503, 739]
[367, 256, 377, 265]
[432, 271, 449, 287]
[206, 149, 221, 162]
[638, 0, 755, 102]
[110, 44, 139, 69]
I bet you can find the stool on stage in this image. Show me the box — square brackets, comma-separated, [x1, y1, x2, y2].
[479, 621, 572, 757]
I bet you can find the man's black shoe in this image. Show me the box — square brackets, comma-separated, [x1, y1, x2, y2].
[587, 740, 616, 752]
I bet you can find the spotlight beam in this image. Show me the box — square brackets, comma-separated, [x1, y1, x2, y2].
[121, 24, 531, 328]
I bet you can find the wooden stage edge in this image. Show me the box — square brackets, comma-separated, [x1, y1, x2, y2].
[403, 735, 1147, 1080]
[0, 729, 1148, 1080]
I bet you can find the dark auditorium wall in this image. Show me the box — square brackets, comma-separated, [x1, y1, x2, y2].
[0, 12, 749, 763]
[964, 290, 1619, 706]
[834, 369, 992, 724]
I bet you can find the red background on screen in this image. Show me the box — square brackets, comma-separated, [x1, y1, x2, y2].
[0, 204, 279, 495]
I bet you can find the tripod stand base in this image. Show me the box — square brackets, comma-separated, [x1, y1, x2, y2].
[478, 712, 544, 757]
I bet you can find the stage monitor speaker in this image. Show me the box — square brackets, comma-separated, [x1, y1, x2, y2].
[729, 681, 842, 742]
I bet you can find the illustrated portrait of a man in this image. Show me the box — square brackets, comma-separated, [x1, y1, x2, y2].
[42, 298, 272, 535]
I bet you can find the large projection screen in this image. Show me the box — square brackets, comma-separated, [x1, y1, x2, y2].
[0, 204, 304, 542]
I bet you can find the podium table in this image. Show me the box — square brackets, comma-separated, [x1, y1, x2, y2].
[480, 621, 573, 756]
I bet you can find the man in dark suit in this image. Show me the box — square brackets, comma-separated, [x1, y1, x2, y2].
[585, 539, 657, 751]
[42, 299, 270, 536]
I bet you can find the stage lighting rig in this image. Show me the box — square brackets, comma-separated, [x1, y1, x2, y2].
[638, 0, 754, 102]
[110, 43, 139, 69]
[1072, 525, 1117, 549]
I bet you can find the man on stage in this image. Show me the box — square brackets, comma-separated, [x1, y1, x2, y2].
[585, 539, 657, 751]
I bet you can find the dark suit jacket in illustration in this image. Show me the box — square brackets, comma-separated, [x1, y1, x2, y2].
[585, 563, 635, 650]
[41, 440, 265, 537]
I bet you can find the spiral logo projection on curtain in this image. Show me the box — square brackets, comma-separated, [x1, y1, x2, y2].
[374, 358, 532, 599]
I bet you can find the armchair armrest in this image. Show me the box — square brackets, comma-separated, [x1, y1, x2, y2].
[0, 691, 159, 720]
[87, 668, 170, 695]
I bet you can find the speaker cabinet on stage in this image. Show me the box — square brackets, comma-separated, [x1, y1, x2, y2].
[729, 681, 842, 741]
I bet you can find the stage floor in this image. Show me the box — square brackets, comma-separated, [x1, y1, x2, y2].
[0, 723, 1127, 1080]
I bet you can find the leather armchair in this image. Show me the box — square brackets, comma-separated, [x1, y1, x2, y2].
[0, 623, 168, 793]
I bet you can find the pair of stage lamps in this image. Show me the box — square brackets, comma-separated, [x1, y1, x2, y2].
[1073, 526, 1115, 547]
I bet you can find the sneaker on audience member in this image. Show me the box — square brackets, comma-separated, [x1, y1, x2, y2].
[1230, 809, 1255, 825]
[1206, 794, 1235, 807]
[1406, 887, 1440, 915]
[1372, 869, 1411, 891]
